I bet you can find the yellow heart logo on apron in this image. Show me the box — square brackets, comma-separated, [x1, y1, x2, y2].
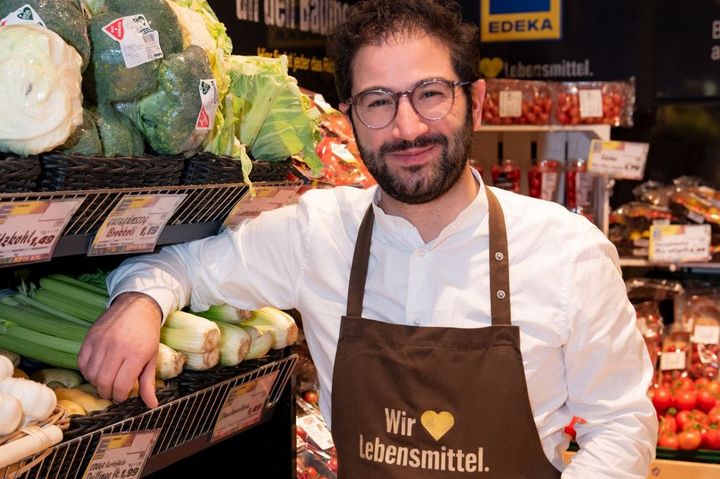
[479, 57, 504, 78]
[420, 410, 455, 441]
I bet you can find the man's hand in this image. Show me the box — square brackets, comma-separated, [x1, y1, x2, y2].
[78, 292, 163, 408]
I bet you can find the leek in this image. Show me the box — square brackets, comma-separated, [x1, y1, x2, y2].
[193, 304, 252, 324]
[215, 321, 251, 366]
[183, 349, 219, 370]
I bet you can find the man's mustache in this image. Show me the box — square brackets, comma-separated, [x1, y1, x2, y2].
[379, 134, 448, 156]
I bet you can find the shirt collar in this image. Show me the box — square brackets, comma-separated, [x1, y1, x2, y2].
[369, 167, 489, 249]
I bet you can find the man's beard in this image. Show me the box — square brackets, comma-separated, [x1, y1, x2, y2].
[354, 112, 473, 205]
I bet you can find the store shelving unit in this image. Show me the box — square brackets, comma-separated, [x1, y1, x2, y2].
[0, 181, 301, 478]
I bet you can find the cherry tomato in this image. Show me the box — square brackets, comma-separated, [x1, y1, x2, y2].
[678, 429, 702, 450]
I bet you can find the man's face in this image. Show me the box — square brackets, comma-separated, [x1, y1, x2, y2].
[345, 34, 479, 204]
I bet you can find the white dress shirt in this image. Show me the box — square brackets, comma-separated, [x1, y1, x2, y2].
[109, 173, 657, 477]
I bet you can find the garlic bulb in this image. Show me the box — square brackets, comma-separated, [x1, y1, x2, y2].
[0, 391, 23, 435]
[0, 378, 56, 422]
[0, 356, 13, 380]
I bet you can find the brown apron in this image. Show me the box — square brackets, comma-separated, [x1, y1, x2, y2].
[330, 187, 561, 478]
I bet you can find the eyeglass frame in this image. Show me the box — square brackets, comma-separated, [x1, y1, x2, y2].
[344, 78, 472, 129]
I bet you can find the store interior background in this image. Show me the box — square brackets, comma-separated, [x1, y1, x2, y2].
[211, 0, 720, 209]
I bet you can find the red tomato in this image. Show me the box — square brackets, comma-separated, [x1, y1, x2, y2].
[675, 390, 698, 411]
[657, 432, 679, 449]
[676, 410, 695, 431]
[706, 382, 720, 397]
[678, 429, 702, 450]
[326, 456, 338, 473]
[305, 466, 318, 479]
[695, 378, 711, 390]
[673, 376, 695, 393]
[709, 406, 720, 424]
[698, 390, 718, 413]
[302, 390, 319, 405]
[659, 414, 677, 435]
[704, 427, 720, 449]
[651, 386, 674, 414]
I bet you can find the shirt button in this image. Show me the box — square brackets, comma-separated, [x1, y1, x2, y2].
[413, 319, 421, 326]
[417, 249, 425, 257]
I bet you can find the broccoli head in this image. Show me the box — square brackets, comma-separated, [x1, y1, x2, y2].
[93, 103, 145, 157]
[0, 0, 91, 71]
[61, 109, 102, 156]
[88, 12, 159, 103]
[106, 0, 183, 57]
[118, 45, 214, 155]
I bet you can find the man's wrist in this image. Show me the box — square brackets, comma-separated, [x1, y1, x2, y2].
[111, 291, 164, 323]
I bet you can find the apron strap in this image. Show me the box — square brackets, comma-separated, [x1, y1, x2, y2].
[346, 205, 374, 317]
[486, 186, 512, 326]
[346, 187, 511, 326]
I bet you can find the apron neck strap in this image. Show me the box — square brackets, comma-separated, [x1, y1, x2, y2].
[486, 187, 512, 326]
[346, 206, 374, 317]
[346, 187, 511, 326]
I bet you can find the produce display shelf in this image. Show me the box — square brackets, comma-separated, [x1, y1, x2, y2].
[477, 124, 611, 138]
[619, 257, 720, 272]
[0, 181, 301, 259]
[2, 353, 297, 479]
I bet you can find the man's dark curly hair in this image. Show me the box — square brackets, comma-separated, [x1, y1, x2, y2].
[328, 0, 480, 103]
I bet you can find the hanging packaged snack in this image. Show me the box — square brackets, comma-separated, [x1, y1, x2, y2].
[482, 79, 551, 126]
[552, 79, 635, 127]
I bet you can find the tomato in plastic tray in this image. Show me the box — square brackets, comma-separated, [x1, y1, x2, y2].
[552, 80, 635, 127]
[670, 188, 720, 227]
[297, 447, 337, 479]
[482, 79, 551, 126]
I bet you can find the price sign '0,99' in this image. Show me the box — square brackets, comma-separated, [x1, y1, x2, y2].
[89, 194, 186, 256]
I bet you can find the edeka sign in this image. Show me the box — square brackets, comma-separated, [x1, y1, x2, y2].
[480, 0, 562, 42]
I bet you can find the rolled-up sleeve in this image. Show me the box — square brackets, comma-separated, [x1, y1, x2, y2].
[560, 227, 657, 478]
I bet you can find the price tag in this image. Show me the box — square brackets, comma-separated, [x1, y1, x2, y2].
[692, 325, 720, 345]
[102, 15, 163, 69]
[82, 430, 159, 479]
[649, 224, 711, 263]
[1, 4, 45, 26]
[499, 90, 522, 117]
[579, 89, 603, 118]
[0, 198, 83, 266]
[540, 171, 558, 201]
[587, 140, 649, 180]
[89, 194, 186, 256]
[297, 414, 335, 450]
[211, 371, 278, 441]
[660, 350, 686, 371]
[222, 186, 299, 231]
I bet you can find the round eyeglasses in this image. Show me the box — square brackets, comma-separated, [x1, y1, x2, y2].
[345, 78, 471, 129]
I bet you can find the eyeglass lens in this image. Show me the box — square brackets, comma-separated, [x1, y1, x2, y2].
[355, 80, 456, 128]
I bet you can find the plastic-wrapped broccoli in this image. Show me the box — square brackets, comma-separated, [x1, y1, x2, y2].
[117, 45, 215, 155]
[93, 103, 145, 157]
[106, 0, 183, 57]
[87, 12, 160, 102]
[61, 110, 102, 156]
[0, 0, 91, 71]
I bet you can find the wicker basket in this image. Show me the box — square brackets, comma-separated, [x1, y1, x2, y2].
[0, 155, 41, 193]
[182, 152, 292, 185]
[0, 405, 69, 479]
[39, 153, 185, 191]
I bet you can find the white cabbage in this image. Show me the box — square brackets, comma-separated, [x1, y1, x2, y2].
[0, 24, 83, 155]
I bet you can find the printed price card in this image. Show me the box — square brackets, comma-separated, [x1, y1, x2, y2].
[222, 186, 299, 231]
[499, 90, 522, 117]
[0, 198, 83, 266]
[649, 224, 711, 264]
[692, 325, 720, 345]
[89, 194, 186, 256]
[587, 140, 649, 180]
[82, 430, 159, 479]
[297, 414, 335, 450]
[579, 89, 603, 118]
[211, 371, 278, 442]
[660, 350, 686, 371]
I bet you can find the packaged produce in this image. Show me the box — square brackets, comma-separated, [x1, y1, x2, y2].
[634, 301, 665, 371]
[608, 202, 674, 258]
[481, 79, 551, 126]
[658, 324, 691, 386]
[491, 142, 520, 193]
[565, 159, 594, 220]
[683, 295, 720, 379]
[0, 25, 83, 156]
[527, 142, 560, 201]
[552, 79, 635, 127]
